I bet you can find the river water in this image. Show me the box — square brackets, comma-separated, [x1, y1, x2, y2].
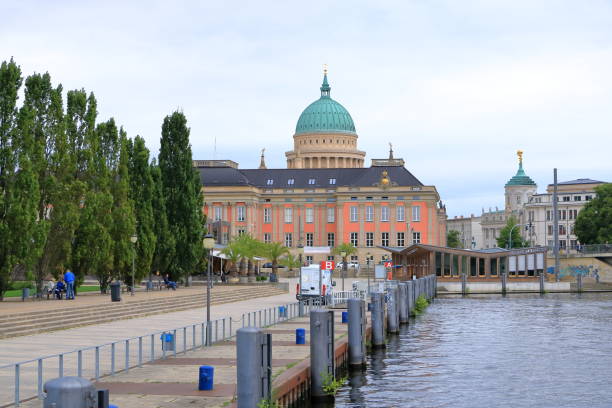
[333, 293, 612, 408]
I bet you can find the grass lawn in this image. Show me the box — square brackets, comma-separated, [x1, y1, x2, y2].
[4, 285, 101, 298]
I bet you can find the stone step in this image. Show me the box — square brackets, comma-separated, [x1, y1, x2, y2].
[0, 287, 286, 339]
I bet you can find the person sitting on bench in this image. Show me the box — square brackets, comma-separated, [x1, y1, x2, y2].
[45, 280, 55, 299]
[54, 280, 66, 299]
[163, 274, 177, 290]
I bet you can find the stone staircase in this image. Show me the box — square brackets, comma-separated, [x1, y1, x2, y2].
[0, 285, 287, 339]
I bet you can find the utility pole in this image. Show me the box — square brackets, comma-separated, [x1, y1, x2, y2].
[553, 168, 560, 282]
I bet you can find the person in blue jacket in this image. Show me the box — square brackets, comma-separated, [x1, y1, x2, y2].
[64, 269, 75, 300]
[54, 280, 66, 300]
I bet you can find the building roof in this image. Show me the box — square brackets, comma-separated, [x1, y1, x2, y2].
[551, 178, 606, 186]
[505, 161, 536, 187]
[198, 165, 424, 189]
[294, 72, 356, 136]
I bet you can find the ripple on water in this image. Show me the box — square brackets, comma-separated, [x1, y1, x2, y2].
[333, 293, 612, 408]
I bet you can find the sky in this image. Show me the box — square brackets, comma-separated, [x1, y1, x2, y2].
[2, 0, 611, 217]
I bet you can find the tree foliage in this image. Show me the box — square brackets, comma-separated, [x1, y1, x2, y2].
[496, 216, 528, 249]
[447, 230, 462, 248]
[574, 183, 612, 244]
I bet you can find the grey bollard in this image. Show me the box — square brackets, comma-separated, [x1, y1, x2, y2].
[406, 280, 414, 316]
[298, 300, 305, 317]
[237, 327, 271, 408]
[347, 298, 366, 366]
[310, 309, 335, 401]
[461, 273, 467, 296]
[370, 292, 385, 348]
[386, 287, 399, 333]
[97, 389, 110, 408]
[434, 274, 438, 297]
[539, 272, 545, 294]
[501, 272, 507, 294]
[577, 274, 583, 292]
[398, 282, 409, 324]
[43, 377, 98, 408]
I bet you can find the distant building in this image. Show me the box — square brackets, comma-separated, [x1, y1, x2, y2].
[197, 69, 447, 266]
[446, 214, 482, 249]
[448, 150, 607, 250]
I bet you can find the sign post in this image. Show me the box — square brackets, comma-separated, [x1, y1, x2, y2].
[384, 261, 393, 281]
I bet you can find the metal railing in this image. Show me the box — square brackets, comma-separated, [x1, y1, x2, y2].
[0, 301, 313, 407]
[331, 290, 367, 306]
[546, 244, 612, 256]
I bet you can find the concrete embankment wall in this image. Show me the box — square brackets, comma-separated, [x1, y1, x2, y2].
[438, 281, 570, 294]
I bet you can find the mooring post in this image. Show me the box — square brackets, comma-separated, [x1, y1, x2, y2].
[577, 273, 583, 293]
[398, 282, 409, 324]
[370, 292, 385, 348]
[347, 298, 366, 366]
[236, 327, 271, 408]
[386, 287, 399, 333]
[501, 272, 507, 294]
[310, 309, 335, 401]
[539, 271, 545, 294]
[406, 280, 414, 316]
[434, 274, 438, 297]
[461, 273, 467, 296]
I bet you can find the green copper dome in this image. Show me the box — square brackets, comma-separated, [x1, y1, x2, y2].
[505, 162, 536, 186]
[295, 73, 356, 135]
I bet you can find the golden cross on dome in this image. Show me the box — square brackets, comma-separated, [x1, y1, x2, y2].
[517, 150, 523, 164]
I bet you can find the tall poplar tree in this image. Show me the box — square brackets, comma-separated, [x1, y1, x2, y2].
[158, 112, 203, 280]
[0, 59, 41, 299]
[150, 161, 175, 277]
[129, 136, 156, 282]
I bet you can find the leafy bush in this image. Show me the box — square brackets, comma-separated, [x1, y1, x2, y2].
[412, 295, 429, 316]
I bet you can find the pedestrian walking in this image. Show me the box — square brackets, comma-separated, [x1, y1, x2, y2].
[64, 269, 76, 300]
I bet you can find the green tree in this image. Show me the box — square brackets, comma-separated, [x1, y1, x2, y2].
[0, 59, 42, 299]
[574, 183, 612, 244]
[333, 242, 357, 267]
[496, 216, 528, 249]
[158, 112, 203, 280]
[150, 161, 175, 277]
[447, 230, 462, 248]
[221, 242, 241, 280]
[264, 242, 289, 277]
[128, 136, 157, 284]
[281, 253, 301, 272]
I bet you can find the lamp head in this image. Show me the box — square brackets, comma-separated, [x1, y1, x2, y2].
[130, 235, 138, 243]
[203, 233, 215, 250]
[340, 251, 347, 257]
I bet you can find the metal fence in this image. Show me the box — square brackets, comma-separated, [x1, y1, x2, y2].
[547, 244, 612, 256]
[331, 290, 367, 306]
[0, 301, 313, 407]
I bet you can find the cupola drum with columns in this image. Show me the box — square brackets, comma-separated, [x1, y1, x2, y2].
[286, 67, 365, 168]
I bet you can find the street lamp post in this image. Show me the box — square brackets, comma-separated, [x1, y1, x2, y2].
[203, 233, 216, 346]
[130, 235, 138, 296]
[340, 250, 347, 291]
[366, 251, 371, 295]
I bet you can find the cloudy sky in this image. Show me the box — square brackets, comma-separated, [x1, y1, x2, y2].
[2, 0, 611, 216]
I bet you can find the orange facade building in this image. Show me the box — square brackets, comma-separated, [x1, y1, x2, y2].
[197, 70, 447, 266]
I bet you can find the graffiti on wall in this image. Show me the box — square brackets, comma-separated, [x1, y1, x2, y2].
[547, 264, 601, 280]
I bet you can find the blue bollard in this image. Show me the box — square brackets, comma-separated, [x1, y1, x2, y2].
[109, 405, 118, 408]
[296, 328, 306, 344]
[199, 365, 214, 391]
[279, 306, 286, 318]
[342, 311, 348, 323]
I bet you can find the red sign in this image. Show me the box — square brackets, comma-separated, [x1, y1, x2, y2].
[384, 261, 393, 268]
[320, 261, 335, 270]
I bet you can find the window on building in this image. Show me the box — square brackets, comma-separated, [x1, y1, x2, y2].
[397, 232, 405, 246]
[237, 206, 246, 222]
[381, 232, 389, 247]
[570, 239, 578, 249]
[485, 229, 489, 239]
[263, 233, 271, 243]
[327, 233, 335, 247]
[284, 207, 293, 223]
[381, 206, 389, 222]
[237, 228, 246, 236]
[547, 225, 553, 235]
[264, 207, 271, 223]
[528, 210, 534, 222]
[327, 255, 335, 261]
[213, 206, 222, 221]
[306, 207, 314, 223]
[397, 206, 405, 221]
[559, 210, 566, 220]
[516, 195, 521, 204]
[305, 255, 313, 265]
[308, 178, 316, 185]
[350, 232, 359, 247]
[574, 195, 582, 201]
[412, 232, 421, 244]
[287, 178, 295, 185]
[563, 196, 570, 202]
[222, 232, 229, 244]
[327, 207, 335, 223]
[585, 195, 592, 201]
[350, 196, 358, 201]
[412, 206, 421, 222]
[559, 225, 566, 235]
[365, 206, 373, 222]
[306, 233, 314, 246]
[569, 209, 578, 220]
[329, 178, 336, 185]
[366, 232, 374, 247]
[285, 233, 293, 247]
[546, 210, 551, 221]
[350, 206, 358, 222]
[266, 179, 274, 185]
[559, 240, 567, 249]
